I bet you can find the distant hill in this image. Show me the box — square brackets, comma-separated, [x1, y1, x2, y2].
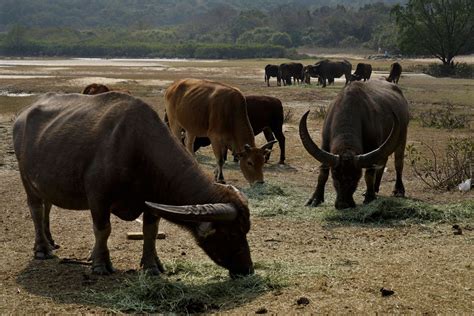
[0, 0, 405, 31]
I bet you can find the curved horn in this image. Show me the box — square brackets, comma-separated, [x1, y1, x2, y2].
[260, 140, 278, 150]
[354, 113, 400, 168]
[299, 110, 338, 167]
[145, 201, 238, 222]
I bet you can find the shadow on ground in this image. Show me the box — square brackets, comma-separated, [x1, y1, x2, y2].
[16, 257, 271, 313]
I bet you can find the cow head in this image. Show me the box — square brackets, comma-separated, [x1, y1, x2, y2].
[235, 141, 277, 185]
[145, 192, 254, 278]
[299, 111, 399, 209]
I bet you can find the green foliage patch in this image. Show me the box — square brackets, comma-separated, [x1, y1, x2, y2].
[243, 182, 473, 224]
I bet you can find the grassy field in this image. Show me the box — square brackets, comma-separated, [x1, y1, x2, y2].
[0, 57, 473, 314]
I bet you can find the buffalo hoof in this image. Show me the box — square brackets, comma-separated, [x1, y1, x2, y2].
[34, 250, 56, 260]
[278, 161, 285, 165]
[306, 198, 323, 207]
[363, 195, 376, 204]
[392, 191, 405, 198]
[216, 179, 226, 184]
[92, 263, 115, 275]
[141, 256, 165, 275]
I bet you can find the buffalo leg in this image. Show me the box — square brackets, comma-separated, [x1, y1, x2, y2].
[271, 125, 286, 164]
[43, 201, 59, 249]
[262, 128, 276, 163]
[307, 165, 330, 207]
[363, 168, 377, 204]
[392, 142, 406, 197]
[27, 193, 55, 259]
[141, 211, 164, 275]
[374, 159, 388, 193]
[89, 202, 114, 275]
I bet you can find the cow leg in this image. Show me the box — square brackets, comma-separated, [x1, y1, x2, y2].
[185, 132, 196, 155]
[363, 168, 377, 204]
[307, 165, 330, 207]
[141, 210, 165, 275]
[43, 201, 59, 249]
[392, 142, 406, 197]
[211, 141, 226, 184]
[27, 193, 55, 259]
[89, 203, 114, 275]
[262, 128, 276, 163]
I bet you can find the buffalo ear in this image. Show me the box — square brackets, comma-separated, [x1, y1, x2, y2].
[197, 222, 216, 239]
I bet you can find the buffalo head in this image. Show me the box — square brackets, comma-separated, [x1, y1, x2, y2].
[145, 196, 254, 278]
[235, 141, 277, 185]
[299, 111, 399, 209]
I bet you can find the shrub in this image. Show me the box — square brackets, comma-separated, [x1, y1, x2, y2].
[418, 103, 469, 129]
[407, 137, 473, 190]
[423, 62, 474, 79]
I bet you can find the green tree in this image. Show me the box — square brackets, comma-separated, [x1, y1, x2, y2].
[4, 24, 29, 53]
[270, 32, 292, 47]
[392, 0, 474, 66]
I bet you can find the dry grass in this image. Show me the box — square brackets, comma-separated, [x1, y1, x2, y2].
[84, 259, 326, 313]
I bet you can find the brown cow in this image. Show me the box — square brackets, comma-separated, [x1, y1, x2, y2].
[13, 92, 254, 277]
[82, 83, 131, 95]
[387, 62, 402, 84]
[299, 80, 409, 209]
[165, 78, 274, 185]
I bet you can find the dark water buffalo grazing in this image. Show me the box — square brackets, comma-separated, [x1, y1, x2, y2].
[264, 64, 281, 87]
[13, 92, 254, 277]
[299, 80, 409, 209]
[303, 65, 322, 85]
[350, 63, 372, 82]
[82, 83, 131, 95]
[165, 78, 275, 184]
[279, 62, 304, 86]
[313, 59, 352, 87]
[387, 62, 402, 84]
[194, 95, 286, 164]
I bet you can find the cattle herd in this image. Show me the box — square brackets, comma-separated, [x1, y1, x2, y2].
[266, 60, 402, 87]
[12, 59, 407, 277]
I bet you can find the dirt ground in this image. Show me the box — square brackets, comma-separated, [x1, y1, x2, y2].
[0, 57, 473, 314]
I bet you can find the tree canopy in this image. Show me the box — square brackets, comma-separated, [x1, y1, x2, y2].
[392, 0, 474, 65]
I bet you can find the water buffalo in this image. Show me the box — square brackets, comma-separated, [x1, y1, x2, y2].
[13, 92, 254, 277]
[264, 64, 281, 87]
[165, 78, 274, 184]
[279, 62, 304, 86]
[299, 80, 409, 209]
[193, 95, 286, 164]
[350, 63, 372, 82]
[312, 59, 352, 87]
[302, 65, 322, 85]
[82, 83, 131, 95]
[387, 62, 402, 84]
